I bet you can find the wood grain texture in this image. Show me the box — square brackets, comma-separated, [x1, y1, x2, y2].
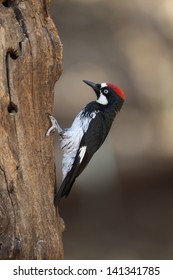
[0, 0, 64, 259]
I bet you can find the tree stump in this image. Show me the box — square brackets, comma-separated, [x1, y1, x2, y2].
[0, 0, 64, 259]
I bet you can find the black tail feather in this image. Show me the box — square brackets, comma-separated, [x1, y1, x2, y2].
[54, 174, 76, 207]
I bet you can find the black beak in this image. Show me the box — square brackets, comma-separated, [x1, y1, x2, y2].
[83, 80, 100, 97]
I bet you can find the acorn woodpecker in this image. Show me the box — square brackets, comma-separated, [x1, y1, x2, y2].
[46, 80, 125, 205]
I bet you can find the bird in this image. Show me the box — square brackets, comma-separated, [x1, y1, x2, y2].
[46, 80, 125, 206]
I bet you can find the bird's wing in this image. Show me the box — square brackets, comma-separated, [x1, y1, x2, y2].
[55, 113, 107, 205]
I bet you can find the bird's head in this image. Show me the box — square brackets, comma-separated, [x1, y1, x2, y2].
[83, 80, 125, 110]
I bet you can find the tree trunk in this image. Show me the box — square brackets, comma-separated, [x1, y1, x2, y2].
[0, 0, 64, 259]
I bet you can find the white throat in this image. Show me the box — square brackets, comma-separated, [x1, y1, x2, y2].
[96, 93, 108, 105]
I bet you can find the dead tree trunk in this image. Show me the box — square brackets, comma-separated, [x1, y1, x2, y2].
[0, 0, 64, 259]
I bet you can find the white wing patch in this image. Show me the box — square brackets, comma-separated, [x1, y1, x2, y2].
[90, 112, 97, 119]
[79, 146, 87, 164]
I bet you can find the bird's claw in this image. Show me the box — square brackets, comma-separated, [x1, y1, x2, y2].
[46, 115, 57, 137]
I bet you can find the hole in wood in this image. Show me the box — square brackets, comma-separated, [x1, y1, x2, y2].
[2, 0, 11, 7]
[8, 102, 18, 115]
[7, 48, 19, 60]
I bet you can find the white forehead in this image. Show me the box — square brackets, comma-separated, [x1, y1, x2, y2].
[100, 83, 107, 88]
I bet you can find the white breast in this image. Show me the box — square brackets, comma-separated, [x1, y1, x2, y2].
[60, 110, 97, 180]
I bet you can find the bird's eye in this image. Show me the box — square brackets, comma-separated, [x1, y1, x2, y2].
[103, 89, 109, 94]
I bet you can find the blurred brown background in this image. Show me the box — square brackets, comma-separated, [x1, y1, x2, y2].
[51, 0, 173, 259]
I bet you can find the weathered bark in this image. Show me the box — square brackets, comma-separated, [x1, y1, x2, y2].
[0, 0, 64, 259]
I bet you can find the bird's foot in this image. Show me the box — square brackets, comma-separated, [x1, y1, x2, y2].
[46, 114, 59, 137]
